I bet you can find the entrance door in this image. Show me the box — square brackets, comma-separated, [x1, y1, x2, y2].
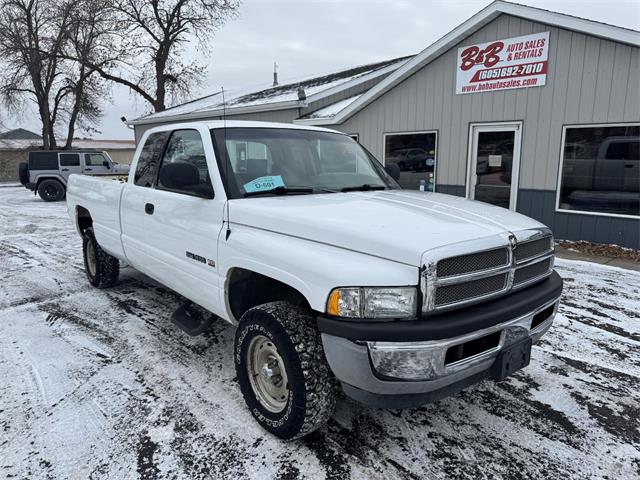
[467, 122, 522, 210]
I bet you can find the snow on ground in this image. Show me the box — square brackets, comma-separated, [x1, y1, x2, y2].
[0, 185, 639, 479]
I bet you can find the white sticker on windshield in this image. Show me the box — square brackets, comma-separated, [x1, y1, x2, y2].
[243, 175, 285, 193]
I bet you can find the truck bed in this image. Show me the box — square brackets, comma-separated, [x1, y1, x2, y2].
[66, 173, 127, 260]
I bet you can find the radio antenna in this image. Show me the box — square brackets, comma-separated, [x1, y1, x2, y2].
[222, 86, 231, 240]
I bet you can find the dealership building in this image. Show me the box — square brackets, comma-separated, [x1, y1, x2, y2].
[131, 1, 639, 248]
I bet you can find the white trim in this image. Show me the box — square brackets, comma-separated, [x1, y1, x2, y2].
[555, 122, 640, 220]
[131, 59, 408, 126]
[325, 0, 640, 125]
[382, 130, 438, 192]
[466, 121, 523, 211]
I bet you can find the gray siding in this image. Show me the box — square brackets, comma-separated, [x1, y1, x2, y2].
[336, 13, 640, 192]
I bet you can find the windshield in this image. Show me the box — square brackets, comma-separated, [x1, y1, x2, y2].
[211, 127, 398, 198]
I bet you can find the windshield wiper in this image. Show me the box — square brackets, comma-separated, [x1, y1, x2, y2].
[340, 184, 386, 192]
[244, 186, 314, 197]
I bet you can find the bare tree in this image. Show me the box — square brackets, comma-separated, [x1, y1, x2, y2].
[61, 0, 111, 147]
[86, 0, 241, 112]
[0, 0, 74, 149]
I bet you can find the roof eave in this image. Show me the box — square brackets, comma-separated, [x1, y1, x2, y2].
[130, 99, 305, 126]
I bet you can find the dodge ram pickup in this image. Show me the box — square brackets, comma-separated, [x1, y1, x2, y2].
[66, 121, 563, 440]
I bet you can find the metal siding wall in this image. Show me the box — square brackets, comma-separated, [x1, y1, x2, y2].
[517, 190, 639, 249]
[336, 14, 640, 193]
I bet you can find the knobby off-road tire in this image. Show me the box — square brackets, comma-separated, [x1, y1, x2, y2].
[83, 227, 119, 288]
[235, 301, 338, 440]
[37, 179, 65, 202]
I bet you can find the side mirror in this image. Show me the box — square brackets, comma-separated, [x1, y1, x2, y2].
[384, 163, 401, 181]
[103, 160, 111, 169]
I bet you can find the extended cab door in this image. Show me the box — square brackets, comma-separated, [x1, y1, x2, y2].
[141, 127, 226, 317]
[121, 131, 171, 272]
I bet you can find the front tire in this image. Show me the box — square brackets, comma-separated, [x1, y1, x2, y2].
[234, 301, 338, 440]
[83, 227, 119, 288]
[37, 179, 65, 202]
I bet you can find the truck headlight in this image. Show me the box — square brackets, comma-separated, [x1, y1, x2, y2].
[326, 287, 417, 319]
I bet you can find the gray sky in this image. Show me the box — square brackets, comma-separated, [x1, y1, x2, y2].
[4, 0, 639, 140]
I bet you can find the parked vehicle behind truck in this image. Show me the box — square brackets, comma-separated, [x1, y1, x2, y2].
[19, 149, 129, 201]
[66, 121, 563, 440]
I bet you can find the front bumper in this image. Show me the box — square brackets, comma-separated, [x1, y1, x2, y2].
[318, 271, 562, 408]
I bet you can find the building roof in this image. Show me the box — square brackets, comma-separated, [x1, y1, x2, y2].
[131, 55, 413, 125]
[0, 138, 136, 151]
[313, 0, 640, 125]
[0, 128, 42, 140]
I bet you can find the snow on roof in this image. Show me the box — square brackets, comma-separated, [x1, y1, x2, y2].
[0, 138, 135, 151]
[133, 55, 413, 124]
[298, 94, 364, 121]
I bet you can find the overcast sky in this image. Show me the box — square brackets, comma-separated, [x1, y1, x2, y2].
[4, 0, 639, 140]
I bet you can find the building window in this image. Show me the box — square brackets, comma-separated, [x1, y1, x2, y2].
[384, 131, 437, 191]
[558, 124, 639, 217]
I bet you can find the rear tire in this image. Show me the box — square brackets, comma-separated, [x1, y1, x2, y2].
[234, 301, 338, 440]
[83, 227, 119, 288]
[37, 179, 65, 202]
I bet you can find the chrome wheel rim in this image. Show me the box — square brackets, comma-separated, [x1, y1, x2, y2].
[247, 335, 289, 413]
[86, 240, 97, 277]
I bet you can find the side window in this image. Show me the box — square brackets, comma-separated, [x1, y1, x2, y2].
[59, 153, 80, 167]
[157, 130, 214, 198]
[85, 153, 106, 166]
[134, 131, 170, 187]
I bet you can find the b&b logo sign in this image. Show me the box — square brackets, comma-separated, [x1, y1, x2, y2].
[456, 32, 549, 95]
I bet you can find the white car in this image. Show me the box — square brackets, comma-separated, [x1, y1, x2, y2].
[66, 121, 563, 440]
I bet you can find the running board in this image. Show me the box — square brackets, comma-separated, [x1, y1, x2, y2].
[171, 302, 215, 336]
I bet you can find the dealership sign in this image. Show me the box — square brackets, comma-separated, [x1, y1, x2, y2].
[456, 32, 549, 95]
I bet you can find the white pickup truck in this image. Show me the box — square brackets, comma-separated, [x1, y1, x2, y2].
[66, 121, 563, 440]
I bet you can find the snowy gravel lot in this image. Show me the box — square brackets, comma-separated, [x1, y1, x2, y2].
[1, 185, 639, 479]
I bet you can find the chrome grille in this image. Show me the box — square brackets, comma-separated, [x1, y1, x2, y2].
[437, 247, 509, 278]
[515, 236, 552, 262]
[435, 273, 508, 307]
[422, 229, 555, 314]
[514, 257, 553, 286]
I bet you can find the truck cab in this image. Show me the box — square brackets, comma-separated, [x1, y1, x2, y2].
[19, 149, 129, 201]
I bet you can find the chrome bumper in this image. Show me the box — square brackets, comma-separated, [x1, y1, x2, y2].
[321, 296, 559, 398]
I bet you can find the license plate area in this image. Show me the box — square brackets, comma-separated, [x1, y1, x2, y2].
[491, 337, 532, 380]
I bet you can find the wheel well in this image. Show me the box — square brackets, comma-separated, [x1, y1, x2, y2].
[227, 268, 311, 322]
[76, 206, 93, 234]
[36, 176, 65, 188]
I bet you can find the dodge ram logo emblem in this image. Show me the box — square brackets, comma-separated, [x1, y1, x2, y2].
[509, 234, 517, 250]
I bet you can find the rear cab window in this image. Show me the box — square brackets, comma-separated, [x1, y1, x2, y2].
[134, 132, 171, 187]
[59, 153, 80, 166]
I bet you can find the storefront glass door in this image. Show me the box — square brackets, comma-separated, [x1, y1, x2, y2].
[467, 122, 522, 210]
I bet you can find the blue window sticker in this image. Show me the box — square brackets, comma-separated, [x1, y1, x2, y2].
[243, 175, 285, 193]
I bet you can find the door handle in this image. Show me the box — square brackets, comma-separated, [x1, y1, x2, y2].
[85, 168, 92, 171]
[61, 168, 69, 171]
[145, 203, 154, 215]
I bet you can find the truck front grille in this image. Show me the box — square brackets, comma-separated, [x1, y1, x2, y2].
[435, 273, 508, 307]
[423, 231, 554, 314]
[437, 247, 509, 278]
[515, 236, 553, 262]
[514, 257, 553, 287]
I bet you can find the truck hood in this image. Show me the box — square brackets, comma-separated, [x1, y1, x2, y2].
[229, 190, 546, 266]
